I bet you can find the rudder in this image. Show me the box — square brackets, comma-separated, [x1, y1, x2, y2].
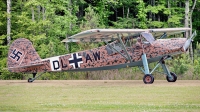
[7, 38, 41, 70]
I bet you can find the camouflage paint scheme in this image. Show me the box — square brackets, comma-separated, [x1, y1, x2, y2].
[7, 37, 187, 73]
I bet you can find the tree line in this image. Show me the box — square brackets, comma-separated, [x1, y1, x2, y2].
[0, 0, 200, 80]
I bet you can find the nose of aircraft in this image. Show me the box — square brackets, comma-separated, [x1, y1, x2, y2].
[183, 38, 192, 51]
[182, 31, 197, 52]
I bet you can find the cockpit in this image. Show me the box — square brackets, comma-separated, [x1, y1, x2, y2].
[106, 32, 156, 55]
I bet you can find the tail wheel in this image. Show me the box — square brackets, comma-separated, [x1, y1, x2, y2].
[166, 72, 177, 82]
[143, 74, 154, 84]
[28, 78, 33, 83]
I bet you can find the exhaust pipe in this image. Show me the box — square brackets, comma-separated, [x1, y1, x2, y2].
[183, 31, 197, 51]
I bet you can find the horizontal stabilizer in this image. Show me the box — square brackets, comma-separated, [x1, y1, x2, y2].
[8, 62, 44, 69]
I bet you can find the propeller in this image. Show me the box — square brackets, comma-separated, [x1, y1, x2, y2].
[183, 30, 197, 51]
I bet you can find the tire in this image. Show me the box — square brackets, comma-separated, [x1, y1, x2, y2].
[166, 72, 177, 82]
[28, 78, 33, 83]
[143, 74, 154, 84]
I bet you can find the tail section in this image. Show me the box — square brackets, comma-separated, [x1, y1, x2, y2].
[7, 38, 41, 71]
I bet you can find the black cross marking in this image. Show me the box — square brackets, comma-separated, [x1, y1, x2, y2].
[69, 53, 83, 69]
[10, 49, 22, 61]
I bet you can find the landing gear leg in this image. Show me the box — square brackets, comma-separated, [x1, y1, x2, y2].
[140, 55, 177, 84]
[161, 60, 177, 82]
[141, 53, 154, 84]
[28, 73, 44, 83]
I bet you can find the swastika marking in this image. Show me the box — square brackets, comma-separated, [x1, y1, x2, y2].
[10, 49, 22, 61]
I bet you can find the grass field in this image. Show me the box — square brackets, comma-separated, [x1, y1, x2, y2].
[0, 80, 200, 112]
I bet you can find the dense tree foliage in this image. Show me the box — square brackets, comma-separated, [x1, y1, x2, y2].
[0, 0, 200, 80]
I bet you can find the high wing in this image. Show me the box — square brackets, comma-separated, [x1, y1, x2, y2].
[62, 28, 191, 43]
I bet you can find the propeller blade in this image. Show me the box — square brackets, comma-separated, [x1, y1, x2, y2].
[182, 30, 197, 51]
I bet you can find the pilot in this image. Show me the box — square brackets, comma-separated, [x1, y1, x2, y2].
[136, 36, 142, 47]
[121, 35, 126, 43]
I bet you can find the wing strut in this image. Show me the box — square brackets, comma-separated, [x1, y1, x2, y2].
[103, 33, 133, 62]
[103, 40, 129, 60]
[117, 34, 132, 62]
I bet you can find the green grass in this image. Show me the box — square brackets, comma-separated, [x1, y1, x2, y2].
[0, 80, 200, 112]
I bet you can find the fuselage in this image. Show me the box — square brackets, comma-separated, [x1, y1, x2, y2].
[8, 38, 187, 73]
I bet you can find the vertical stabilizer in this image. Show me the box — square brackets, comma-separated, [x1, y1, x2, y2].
[7, 38, 41, 69]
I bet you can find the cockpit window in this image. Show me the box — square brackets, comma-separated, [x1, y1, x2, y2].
[141, 32, 155, 44]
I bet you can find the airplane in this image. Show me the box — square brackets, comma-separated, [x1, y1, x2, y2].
[7, 28, 196, 84]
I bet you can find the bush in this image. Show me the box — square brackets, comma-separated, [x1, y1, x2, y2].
[170, 54, 191, 76]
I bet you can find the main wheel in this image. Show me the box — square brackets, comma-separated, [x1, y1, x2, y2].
[28, 78, 33, 83]
[143, 74, 154, 84]
[166, 72, 177, 82]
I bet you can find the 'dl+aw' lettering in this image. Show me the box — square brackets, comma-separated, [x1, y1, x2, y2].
[85, 51, 101, 63]
[51, 51, 101, 71]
